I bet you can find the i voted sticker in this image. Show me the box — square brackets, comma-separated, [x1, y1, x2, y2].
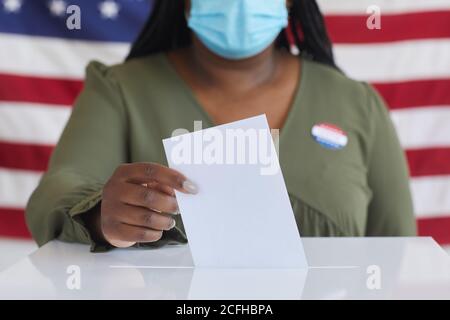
[311, 123, 348, 150]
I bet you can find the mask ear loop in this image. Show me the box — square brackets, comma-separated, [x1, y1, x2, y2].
[285, 19, 300, 56]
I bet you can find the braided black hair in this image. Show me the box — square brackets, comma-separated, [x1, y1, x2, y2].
[126, 0, 336, 69]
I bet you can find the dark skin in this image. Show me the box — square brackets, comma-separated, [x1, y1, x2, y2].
[168, 37, 300, 129]
[87, 1, 301, 248]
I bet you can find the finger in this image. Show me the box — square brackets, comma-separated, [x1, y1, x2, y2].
[107, 238, 136, 248]
[104, 221, 163, 244]
[116, 204, 176, 231]
[119, 183, 179, 213]
[117, 163, 198, 194]
[142, 181, 175, 196]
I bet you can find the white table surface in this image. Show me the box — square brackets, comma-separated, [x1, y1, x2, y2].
[0, 237, 449, 300]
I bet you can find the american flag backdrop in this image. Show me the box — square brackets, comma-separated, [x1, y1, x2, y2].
[0, 0, 449, 246]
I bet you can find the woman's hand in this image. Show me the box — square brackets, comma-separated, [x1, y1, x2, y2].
[98, 162, 197, 248]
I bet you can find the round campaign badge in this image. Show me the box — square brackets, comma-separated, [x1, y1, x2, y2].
[311, 123, 348, 150]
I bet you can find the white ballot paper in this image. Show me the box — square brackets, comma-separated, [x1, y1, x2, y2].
[163, 114, 307, 268]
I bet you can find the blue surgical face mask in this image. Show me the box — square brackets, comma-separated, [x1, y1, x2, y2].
[187, 0, 288, 60]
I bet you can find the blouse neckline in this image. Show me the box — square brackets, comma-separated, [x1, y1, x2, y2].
[157, 52, 308, 142]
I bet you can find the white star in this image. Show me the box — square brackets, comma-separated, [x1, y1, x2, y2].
[48, 0, 66, 17]
[3, 0, 22, 13]
[98, 0, 120, 19]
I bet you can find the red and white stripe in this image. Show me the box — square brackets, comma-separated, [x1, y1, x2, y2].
[1, 0, 450, 245]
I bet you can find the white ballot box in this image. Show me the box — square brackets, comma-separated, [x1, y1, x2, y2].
[0, 237, 449, 299]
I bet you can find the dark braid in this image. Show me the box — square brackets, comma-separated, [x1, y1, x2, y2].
[127, 0, 190, 59]
[289, 0, 336, 67]
[127, 0, 337, 69]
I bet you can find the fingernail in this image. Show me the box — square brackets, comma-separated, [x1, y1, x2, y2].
[170, 219, 176, 229]
[183, 179, 198, 194]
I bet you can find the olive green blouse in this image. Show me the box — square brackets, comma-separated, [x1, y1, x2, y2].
[25, 53, 416, 252]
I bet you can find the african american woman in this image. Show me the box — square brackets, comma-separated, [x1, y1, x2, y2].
[26, 0, 416, 251]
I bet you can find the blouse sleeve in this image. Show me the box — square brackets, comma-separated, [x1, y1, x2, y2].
[26, 61, 128, 251]
[364, 84, 417, 236]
